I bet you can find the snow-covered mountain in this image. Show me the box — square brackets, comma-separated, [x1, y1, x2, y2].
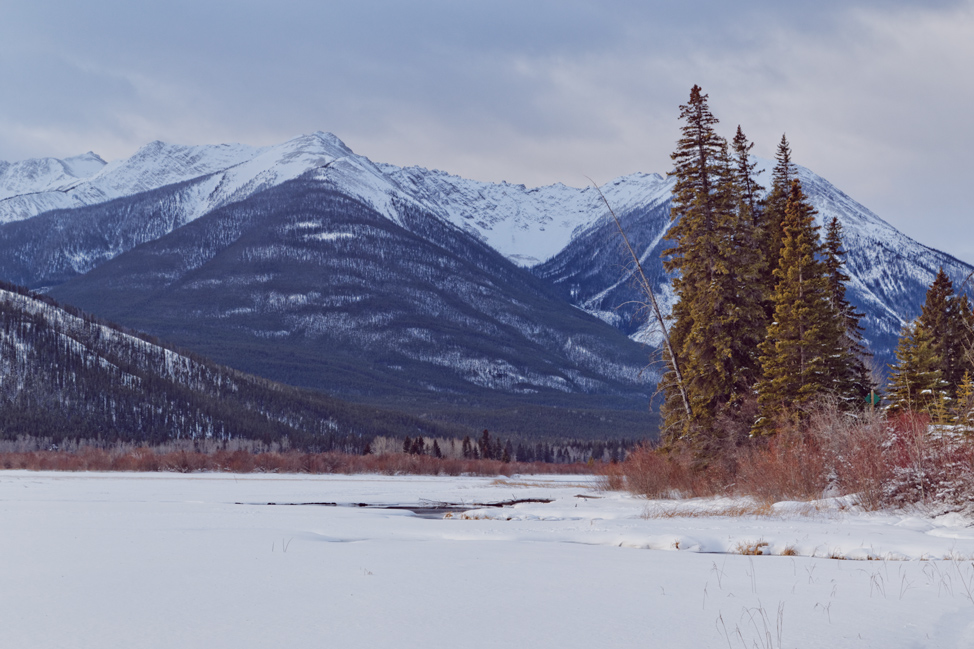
[0, 133, 671, 267]
[0, 133, 969, 396]
[375, 164, 671, 266]
[0, 134, 347, 226]
[42, 179, 656, 412]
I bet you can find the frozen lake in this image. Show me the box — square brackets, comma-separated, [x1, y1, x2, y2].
[2, 471, 973, 648]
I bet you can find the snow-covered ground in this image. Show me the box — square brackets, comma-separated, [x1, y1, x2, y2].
[2, 471, 973, 648]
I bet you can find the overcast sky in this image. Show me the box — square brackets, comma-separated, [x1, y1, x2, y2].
[1, 1, 972, 264]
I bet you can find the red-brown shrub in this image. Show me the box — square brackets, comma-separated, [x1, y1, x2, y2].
[614, 444, 732, 499]
[613, 403, 974, 511]
[735, 433, 827, 503]
[0, 444, 595, 478]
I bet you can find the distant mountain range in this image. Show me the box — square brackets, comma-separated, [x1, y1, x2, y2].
[1, 133, 969, 438]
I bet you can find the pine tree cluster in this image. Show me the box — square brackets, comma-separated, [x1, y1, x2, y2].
[660, 86, 873, 453]
[887, 269, 974, 424]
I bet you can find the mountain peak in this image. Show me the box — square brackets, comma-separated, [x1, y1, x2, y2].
[278, 131, 355, 159]
[312, 130, 352, 150]
[62, 151, 107, 179]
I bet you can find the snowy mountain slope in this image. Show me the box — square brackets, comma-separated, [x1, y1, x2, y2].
[0, 152, 106, 201]
[0, 134, 671, 276]
[46, 180, 657, 415]
[0, 152, 109, 222]
[0, 143, 259, 224]
[0, 134, 421, 288]
[376, 164, 671, 266]
[0, 132, 401, 227]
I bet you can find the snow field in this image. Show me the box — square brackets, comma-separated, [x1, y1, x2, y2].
[1, 471, 973, 648]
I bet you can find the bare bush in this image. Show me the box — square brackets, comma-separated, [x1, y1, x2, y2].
[735, 432, 827, 503]
[606, 444, 732, 499]
[613, 401, 974, 512]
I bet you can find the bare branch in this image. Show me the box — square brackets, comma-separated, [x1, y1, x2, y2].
[587, 178, 692, 421]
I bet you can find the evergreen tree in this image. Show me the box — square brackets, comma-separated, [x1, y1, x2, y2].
[957, 293, 974, 377]
[730, 125, 765, 229]
[754, 181, 845, 432]
[822, 216, 873, 407]
[758, 135, 796, 316]
[479, 429, 492, 460]
[886, 321, 945, 416]
[917, 269, 971, 396]
[661, 86, 766, 450]
[411, 436, 425, 455]
[660, 84, 724, 440]
[955, 370, 974, 430]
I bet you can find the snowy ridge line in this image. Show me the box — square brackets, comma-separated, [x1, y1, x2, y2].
[376, 162, 672, 265]
[0, 132, 675, 267]
[3, 132, 972, 376]
[0, 287, 236, 396]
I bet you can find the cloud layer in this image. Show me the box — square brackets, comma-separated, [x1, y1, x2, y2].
[1, 0, 971, 263]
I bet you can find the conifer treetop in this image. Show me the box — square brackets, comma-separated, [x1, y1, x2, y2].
[772, 134, 795, 189]
[731, 126, 764, 225]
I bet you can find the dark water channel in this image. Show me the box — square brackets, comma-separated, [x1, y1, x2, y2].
[237, 498, 554, 519]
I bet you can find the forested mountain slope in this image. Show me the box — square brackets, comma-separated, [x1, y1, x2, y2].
[0, 282, 471, 447]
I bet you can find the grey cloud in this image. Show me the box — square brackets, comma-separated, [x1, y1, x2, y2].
[0, 0, 971, 263]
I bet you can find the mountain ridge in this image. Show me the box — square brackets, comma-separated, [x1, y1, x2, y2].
[2, 132, 969, 395]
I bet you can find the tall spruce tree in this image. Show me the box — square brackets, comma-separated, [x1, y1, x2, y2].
[662, 86, 766, 451]
[823, 216, 873, 407]
[731, 125, 765, 228]
[886, 321, 945, 416]
[956, 370, 974, 429]
[956, 293, 974, 377]
[661, 84, 723, 443]
[717, 132, 767, 414]
[917, 269, 971, 396]
[758, 135, 796, 318]
[753, 180, 845, 433]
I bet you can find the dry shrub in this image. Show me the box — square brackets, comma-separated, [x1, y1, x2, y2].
[0, 443, 596, 478]
[735, 431, 827, 503]
[613, 402, 974, 511]
[796, 404, 892, 509]
[595, 463, 626, 491]
[881, 414, 974, 509]
[735, 540, 770, 555]
[613, 444, 732, 499]
[219, 450, 256, 473]
[158, 450, 210, 473]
